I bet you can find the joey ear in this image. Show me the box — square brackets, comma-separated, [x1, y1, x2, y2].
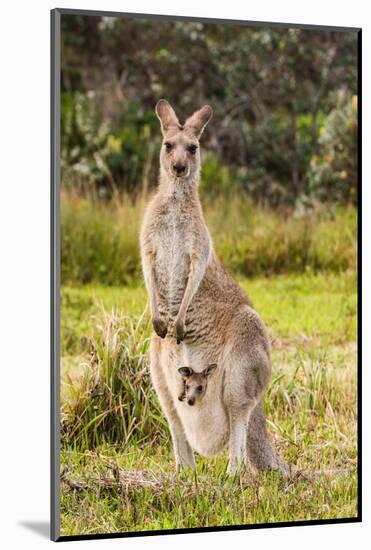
[185, 105, 213, 138]
[204, 363, 217, 377]
[155, 99, 180, 134]
[178, 367, 193, 378]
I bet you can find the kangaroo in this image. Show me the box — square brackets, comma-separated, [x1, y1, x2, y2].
[140, 99, 289, 475]
[177, 364, 217, 406]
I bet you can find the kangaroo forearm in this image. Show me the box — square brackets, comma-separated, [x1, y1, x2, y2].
[177, 255, 207, 320]
[147, 262, 168, 338]
[142, 250, 160, 318]
[149, 265, 162, 318]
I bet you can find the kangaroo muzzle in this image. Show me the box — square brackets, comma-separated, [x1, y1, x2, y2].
[172, 163, 188, 177]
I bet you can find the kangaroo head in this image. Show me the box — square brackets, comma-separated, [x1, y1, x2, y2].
[155, 99, 213, 182]
[178, 364, 217, 406]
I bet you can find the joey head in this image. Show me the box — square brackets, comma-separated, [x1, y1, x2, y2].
[178, 364, 217, 406]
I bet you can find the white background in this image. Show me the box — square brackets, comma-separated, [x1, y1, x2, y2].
[0, 0, 368, 548]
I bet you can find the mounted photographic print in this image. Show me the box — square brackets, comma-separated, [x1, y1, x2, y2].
[51, 8, 361, 542]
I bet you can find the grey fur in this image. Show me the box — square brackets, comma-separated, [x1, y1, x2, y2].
[140, 99, 289, 475]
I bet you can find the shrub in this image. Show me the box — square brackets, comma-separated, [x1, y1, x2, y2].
[308, 92, 358, 204]
[61, 93, 161, 197]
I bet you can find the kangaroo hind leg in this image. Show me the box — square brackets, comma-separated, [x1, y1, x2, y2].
[246, 400, 290, 475]
[224, 344, 271, 476]
[227, 403, 255, 476]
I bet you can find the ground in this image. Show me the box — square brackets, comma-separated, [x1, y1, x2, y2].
[60, 271, 358, 536]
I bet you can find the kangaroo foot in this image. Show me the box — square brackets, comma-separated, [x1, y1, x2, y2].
[227, 459, 246, 478]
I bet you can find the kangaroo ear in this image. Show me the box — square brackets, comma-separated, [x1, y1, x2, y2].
[155, 99, 180, 134]
[178, 367, 193, 378]
[185, 105, 213, 138]
[204, 363, 217, 377]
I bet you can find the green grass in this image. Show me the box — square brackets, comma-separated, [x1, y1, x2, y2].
[61, 271, 356, 356]
[61, 445, 356, 535]
[60, 271, 358, 535]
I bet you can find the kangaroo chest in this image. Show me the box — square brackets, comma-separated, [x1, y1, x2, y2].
[153, 205, 193, 312]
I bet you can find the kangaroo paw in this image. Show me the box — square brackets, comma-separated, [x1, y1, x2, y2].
[152, 317, 168, 339]
[175, 319, 186, 344]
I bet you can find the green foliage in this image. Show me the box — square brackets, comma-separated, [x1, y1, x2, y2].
[61, 91, 110, 191]
[309, 93, 358, 203]
[61, 193, 357, 286]
[61, 94, 161, 197]
[61, 15, 358, 205]
[200, 154, 240, 197]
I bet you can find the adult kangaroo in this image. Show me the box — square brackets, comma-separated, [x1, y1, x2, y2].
[140, 99, 289, 475]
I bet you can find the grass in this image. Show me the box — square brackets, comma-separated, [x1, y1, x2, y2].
[60, 270, 358, 535]
[61, 271, 356, 356]
[61, 446, 356, 535]
[61, 192, 357, 285]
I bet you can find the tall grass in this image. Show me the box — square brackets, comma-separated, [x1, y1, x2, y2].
[61, 306, 168, 449]
[61, 303, 356, 453]
[61, 192, 357, 286]
[61, 193, 143, 286]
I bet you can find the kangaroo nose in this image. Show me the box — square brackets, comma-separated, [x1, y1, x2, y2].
[188, 398, 195, 406]
[173, 164, 186, 176]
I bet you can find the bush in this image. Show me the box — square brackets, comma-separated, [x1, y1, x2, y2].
[61, 93, 161, 197]
[200, 154, 240, 197]
[308, 92, 358, 204]
[60, 87, 358, 207]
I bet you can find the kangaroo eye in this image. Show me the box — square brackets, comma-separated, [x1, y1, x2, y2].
[164, 142, 172, 152]
[197, 385, 203, 392]
[185, 384, 189, 390]
[189, 144, 197, 155]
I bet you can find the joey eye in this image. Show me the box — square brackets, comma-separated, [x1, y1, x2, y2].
[164, 142, 172, 152]
[185, 384, 190, 390]
[189, 144, 197, 155]
[197, 385, 203, 392]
